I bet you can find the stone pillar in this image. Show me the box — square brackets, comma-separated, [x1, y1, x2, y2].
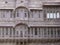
[8, 28, 10, 37]
[53, 28, 54, 38]
[30, 28, 32, 37]
[0, 28, 1, 37]
[1, 28, 3, 37]
[33, 28, 35, 37]
[11, 28, 13, 37]
[4, 27, 6, 37]
[32, 28, 34, 37]
[56, 28, 57, 37]
[30, 11, 33, 18]
[31, 28, 33, 37]
[40, 28, 42, 38]
[13, 28, 15, 37]
[39, 28, 40, 37]
[23, 42, 24, 45]
[46, 28, 48, 38]
[0, 28, 2, 37]
[37, 28, 39, 37]
[12, 28, 13, 37]
[49, 28, 51, 38]
[41, 28, 44, 38]
[28, 27, 30, 37]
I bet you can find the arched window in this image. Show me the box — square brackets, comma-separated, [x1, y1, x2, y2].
[15, 24, 28, 37]
[16, 7, 28, 19]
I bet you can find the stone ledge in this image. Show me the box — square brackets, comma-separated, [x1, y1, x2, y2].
[43, 2, 60, 6]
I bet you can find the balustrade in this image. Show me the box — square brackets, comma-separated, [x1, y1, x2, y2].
[0, 27, 59, 39]
[28, 27, 60, 39]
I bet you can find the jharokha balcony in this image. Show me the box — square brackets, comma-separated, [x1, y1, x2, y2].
[0, 27, 59, 40]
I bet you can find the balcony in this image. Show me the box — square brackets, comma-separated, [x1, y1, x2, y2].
[0, 27, 59, 40]
[0, 35, 59, 40]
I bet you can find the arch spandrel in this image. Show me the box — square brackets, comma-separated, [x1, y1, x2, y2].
[15, 6, 29, 10]
[15, 23, 28, 27]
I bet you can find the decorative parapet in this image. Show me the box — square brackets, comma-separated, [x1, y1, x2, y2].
[0, 1, 15, 9]
[29, 1, 43, 9]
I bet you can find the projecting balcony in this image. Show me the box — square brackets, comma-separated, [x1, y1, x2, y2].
[0, 27, 60, 40]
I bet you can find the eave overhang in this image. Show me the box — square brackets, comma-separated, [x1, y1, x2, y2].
[43, 2, 60, 6]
